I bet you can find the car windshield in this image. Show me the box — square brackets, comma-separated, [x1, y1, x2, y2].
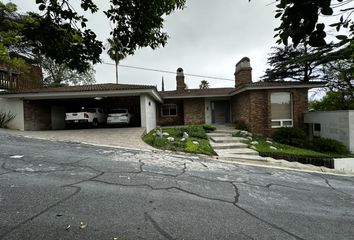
[110, 109, 127, 114]
[81, 108, 96, 113]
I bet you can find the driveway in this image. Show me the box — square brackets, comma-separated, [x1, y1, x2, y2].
[1, 133, 354, 240]
[0, 127, 154, 150]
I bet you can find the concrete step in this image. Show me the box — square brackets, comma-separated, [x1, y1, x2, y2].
[213, 129, 239, 134]
[210, 142, 248, 149]
[207, 132, 232, 137]
[210, 136, 246, 143]
[218, 154, 268, 163]
[215, 148, 259, 156]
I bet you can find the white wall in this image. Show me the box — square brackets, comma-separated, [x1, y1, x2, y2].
[205, 98, 212, 124]
[304, 111, 354, 152]
[140, 94, 157, 133]
[0, 98, 24, 130]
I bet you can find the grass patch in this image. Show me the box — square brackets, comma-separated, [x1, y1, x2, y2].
[143, 125, 216, 156]
[233, 132, 351, 158]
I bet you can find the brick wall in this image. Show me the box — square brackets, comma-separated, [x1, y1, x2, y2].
[249, 90, 269, 135]
[157, 99, 184, 126]
[231, 92, 250, 125]
[231, 89, 309, 136]
[184, 98, 205, 125]
[24, 100, 51, 131]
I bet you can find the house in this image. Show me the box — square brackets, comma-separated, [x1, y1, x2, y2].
[0, 57, 324, 135]
[0, 55, 43, 90]
[158, 57, 324, 136]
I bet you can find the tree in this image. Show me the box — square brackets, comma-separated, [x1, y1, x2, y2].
[40, 56, 95, 87]
[262, 44, 325, 82]
[107, 38, 126, 84]
[271, 0, 354, 66]
[1, 1, 185, 73]
[311, 91, 354, 111]
[199, 80, 210, 89]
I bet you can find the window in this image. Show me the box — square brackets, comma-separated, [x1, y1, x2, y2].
[314, 123, 321, 131]
[271, 92, 293, 128]
[161, 104, 177, 117]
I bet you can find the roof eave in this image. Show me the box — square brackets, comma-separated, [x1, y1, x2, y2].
[230, 83, 326, 96]
[0, 88, 163, 103]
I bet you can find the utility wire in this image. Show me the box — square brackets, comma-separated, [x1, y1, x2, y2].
[102, 62, 235, 82]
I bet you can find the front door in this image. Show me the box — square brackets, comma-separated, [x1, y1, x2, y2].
[211, 101, 230, 124]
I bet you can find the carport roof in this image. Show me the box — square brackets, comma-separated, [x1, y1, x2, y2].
[1, 83, 156, 94]
[0, 83, 163, 102]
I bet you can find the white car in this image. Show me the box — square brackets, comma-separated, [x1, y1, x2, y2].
[107, 108, 132, 125]
[65, 108, 107, 127]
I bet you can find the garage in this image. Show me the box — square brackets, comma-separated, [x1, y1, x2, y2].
[0, 84, 162, 132]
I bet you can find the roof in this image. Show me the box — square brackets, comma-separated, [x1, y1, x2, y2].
[0, 83, 157, 95]
[160, 88, 235, 98]
[0, 83, 162, 102]
[160, 81, 326, 99]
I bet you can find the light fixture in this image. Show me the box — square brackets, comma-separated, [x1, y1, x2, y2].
[94, 97, 103, 100]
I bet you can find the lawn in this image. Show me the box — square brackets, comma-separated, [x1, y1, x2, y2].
[234, 132, 352, 159]
[143, 125, 216, 156]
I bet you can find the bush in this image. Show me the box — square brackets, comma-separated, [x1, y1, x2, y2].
[235, 121, 248, 131]
[310, 137, 349, 155]
[183, 125, 207, 139]
[272, 127, 307, 146]
[0, 111, 16, 128]
[202, 124, 216, 132]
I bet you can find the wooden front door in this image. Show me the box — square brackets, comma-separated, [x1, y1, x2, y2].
[211, 101, 230, 124]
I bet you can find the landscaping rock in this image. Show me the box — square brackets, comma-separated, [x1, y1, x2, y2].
[156, 130, 163, 137]
[152, 133, 156, 136]
[162, 132, 170, 136]
[250, 146, 257, 150]
[266, 140, 273, 144]
[250, 141, 259, 145]
[182, 132, 189, 139]
[167, 137, 175, 142]
[270, 146, 277, 150]
[180, 138, 186, 142]
[247, 136, 253, 141]
[192, 141, 199, 145]
[266, 137, 273, 141]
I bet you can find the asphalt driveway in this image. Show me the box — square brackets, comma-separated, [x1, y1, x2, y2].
[0, 127, 154, 150]
[1, 133, 354, 239]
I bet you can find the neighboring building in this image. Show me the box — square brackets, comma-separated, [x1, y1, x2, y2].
[0, 56, 43, 90]
[158, 57, 324, 136]
[304, 111, 354, 153]
[0, 57, 324, 135]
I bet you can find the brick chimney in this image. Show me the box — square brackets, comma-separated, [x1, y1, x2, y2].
[234, 57, 252, 87]
[176, 67, 186, 91]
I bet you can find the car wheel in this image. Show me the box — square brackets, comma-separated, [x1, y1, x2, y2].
[92, 119, 98, 128]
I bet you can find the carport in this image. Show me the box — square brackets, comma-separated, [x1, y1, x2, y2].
[0, 84, 162, 132]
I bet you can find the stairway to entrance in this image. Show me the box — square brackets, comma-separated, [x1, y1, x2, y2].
[207, 126, 268, 162]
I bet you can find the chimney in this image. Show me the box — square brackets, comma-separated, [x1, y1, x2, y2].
[234, 57, 252, 87]
[176, 67, 185, 91]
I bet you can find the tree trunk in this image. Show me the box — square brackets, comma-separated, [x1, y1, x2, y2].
[115, 61, 118, 84]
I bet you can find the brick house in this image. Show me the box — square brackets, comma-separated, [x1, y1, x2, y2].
[158, 57, 324, 136]
[0, 57, 324, 135]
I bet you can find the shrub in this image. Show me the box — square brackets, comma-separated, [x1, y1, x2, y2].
[183, 125, 207, 139]
[235, 121, 248, 131]
[272, 127, 307, 146]
[202, 124, 216, 132]
[310, 137, 349, 155]
[0, 111, 16, 128]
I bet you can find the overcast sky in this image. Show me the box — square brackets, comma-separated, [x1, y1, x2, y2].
[11, 0, 281, 91]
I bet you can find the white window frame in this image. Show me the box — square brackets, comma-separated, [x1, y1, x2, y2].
[161, 104, 177, 117]
[271, 92, 293, 128]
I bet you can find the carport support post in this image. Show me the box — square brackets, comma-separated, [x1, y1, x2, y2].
[140, 94, 157, 133]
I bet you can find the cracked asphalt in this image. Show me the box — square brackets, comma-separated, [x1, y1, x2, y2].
[1, 133, 354, 240]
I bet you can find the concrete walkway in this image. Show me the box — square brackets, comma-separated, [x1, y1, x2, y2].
[0, 127, 154, 150]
